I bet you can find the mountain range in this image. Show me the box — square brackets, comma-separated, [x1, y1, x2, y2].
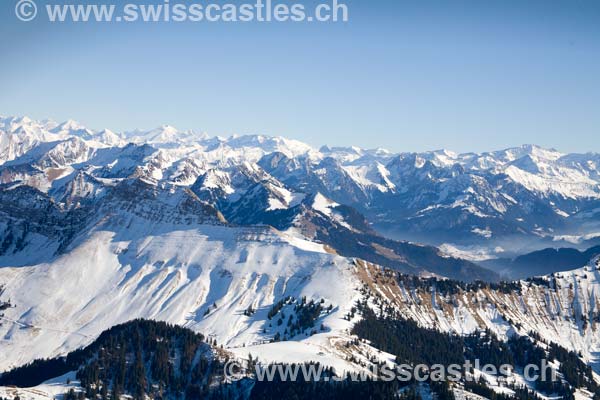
[2, 115, 600, 399]
[3, 116, 599, 253]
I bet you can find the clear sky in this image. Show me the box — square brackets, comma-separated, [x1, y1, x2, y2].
[0, 0, 598, 153]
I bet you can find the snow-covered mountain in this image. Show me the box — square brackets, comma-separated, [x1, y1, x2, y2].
[3, 115, 600, 398]
[3, 116, 599, 254]
[357, 257, 600, 364]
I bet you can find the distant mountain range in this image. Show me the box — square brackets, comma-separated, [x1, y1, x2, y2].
[480, 244, 600, 279]
[2, 116, 599, 252]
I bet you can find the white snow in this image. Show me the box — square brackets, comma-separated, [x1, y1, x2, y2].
[0, 372, 80, 400]
[0, 211, 362, 373]
[471, 227, 493, 238]
[553, 232, 600, 244]
[311, 193, 338, 216]
[439, 243, 503, 261]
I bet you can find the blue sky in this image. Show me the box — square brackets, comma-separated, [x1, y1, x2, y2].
[0, 0, 598, 153]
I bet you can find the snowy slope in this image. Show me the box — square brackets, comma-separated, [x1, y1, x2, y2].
[0, 211, 361, 373]
[356, 257, 600, 367]
[0, 372, 79, 400]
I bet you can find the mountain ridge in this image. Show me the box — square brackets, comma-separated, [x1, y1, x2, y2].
[3, 115, 599, 252]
